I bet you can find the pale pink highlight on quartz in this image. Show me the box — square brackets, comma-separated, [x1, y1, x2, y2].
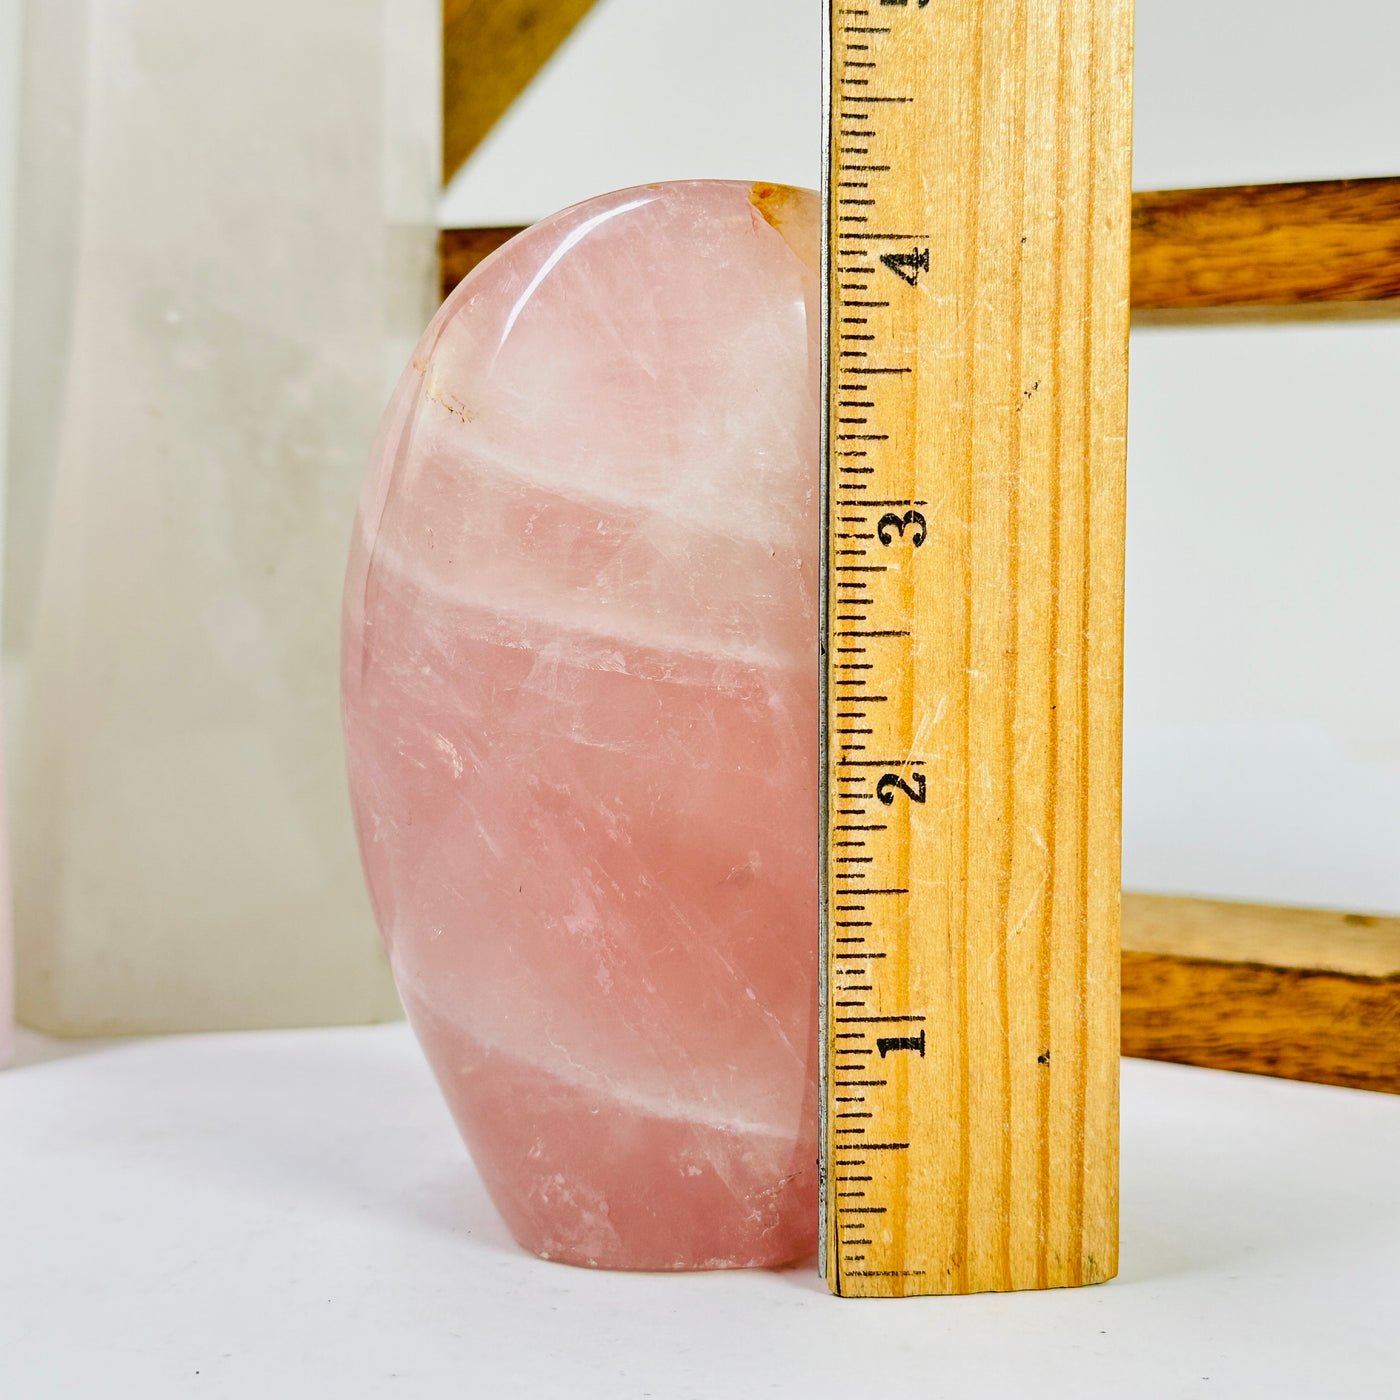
[342, 182, 821, 1269]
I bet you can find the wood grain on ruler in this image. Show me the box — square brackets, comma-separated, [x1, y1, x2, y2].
[1132, 177, 1400, 315]
[822, 0, 1132, 1297]
[1122, 893, 1400, 1095]
[442, 0, 600, 184]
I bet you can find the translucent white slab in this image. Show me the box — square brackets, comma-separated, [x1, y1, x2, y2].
[7, 0, 439, 1032]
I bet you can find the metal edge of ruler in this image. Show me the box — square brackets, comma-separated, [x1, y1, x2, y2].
[816, 0, 834, 1287]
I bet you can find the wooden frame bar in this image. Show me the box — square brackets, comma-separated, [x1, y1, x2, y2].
[442, 0, 600, 184]
[1122, 894, 1400, 1094]
[442, 177, 1400, 317]
[439, 227, 525, 301]
[1132, 177, 1400, 315]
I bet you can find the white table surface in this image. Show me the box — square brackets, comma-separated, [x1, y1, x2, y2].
[2, 1024, 1397, 1399]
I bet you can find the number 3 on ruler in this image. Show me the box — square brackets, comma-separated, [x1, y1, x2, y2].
[876, 510, 927, 546]
[876, 772, 926, 805]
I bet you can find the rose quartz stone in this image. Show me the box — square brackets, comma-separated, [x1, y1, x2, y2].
[342, 181, 820, 1270]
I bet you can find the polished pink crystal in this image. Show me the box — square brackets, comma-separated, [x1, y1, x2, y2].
[342, 182, 820, 1269]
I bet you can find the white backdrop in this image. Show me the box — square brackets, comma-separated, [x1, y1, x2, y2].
[3, 0, 1398, 917]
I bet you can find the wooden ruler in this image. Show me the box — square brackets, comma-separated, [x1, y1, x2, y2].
[818, 0, 1134, 1297]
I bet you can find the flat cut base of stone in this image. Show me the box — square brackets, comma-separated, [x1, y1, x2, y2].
[409, 1000, 815, 1271]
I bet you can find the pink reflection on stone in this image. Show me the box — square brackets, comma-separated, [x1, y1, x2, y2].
[342, 182, 820, 1269]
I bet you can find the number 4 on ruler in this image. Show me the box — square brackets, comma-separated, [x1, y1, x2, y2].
[880, 247, 930, 286]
